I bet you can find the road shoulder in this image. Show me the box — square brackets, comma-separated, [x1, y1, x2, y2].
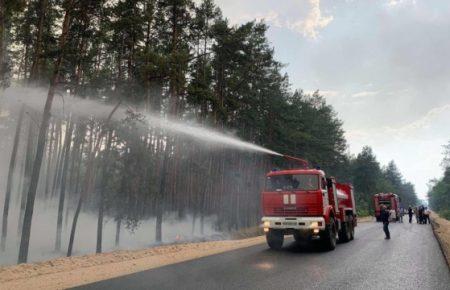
[431, 211, 450, 267]
[0, 237, 265, 290]
[0, 216, 375, 290]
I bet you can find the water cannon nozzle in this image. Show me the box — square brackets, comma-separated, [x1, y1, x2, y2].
[283, 155, 309, 168]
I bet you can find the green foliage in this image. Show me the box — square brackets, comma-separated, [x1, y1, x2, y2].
[441, 141, 450, 170]
[350, 147, 419, 215]
[438, 210, 450, 221]
[428, 141, 450, 217]
[357, 207, 370, 218]
[383, 161, 418, 207]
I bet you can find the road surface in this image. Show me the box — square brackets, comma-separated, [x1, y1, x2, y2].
[75, 221, 450, 290]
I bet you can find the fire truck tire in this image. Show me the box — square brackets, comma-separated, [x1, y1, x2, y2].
[293, 231, 302, 242]
[338, 222, 351, 243]
[321, 217, 337, 251]
[349, 223, 355, 240]
[266, 229, 284, 250]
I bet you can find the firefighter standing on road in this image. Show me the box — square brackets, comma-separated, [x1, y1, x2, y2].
[408, 206, 413, 223]
[424, 207, 431, 224]
[381, 205, 391, 239]
[418, 206, 425, 224]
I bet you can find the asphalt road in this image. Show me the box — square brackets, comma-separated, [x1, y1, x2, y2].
[75, 221, 450, 290]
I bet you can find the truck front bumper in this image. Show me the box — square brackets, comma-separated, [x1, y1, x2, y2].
[261, 216, 326, 231]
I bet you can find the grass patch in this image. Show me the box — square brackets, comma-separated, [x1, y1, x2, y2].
[438, 210, 450, 221]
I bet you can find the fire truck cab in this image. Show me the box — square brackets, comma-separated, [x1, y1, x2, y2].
[261, 168, 357, 250]
[374, 193, 400, 222]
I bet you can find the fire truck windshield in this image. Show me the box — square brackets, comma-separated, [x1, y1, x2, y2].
[266, 174, 319, 191]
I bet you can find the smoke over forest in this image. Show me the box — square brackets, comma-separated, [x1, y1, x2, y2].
[0, 87, 272, 265]
[0, 0, 418, 266]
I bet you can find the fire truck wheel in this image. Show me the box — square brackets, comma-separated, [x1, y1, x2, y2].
[266, 229, 284, 250]
[321, 217, 337, 251]
[338, 222, 351, 243]
[293, 231, 305, 242]
[349, 223, 355, 240]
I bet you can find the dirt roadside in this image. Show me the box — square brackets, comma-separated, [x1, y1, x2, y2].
[0, 237, 266, 290]
[0, 218, 373, 290]
[430, 211, 450, 267]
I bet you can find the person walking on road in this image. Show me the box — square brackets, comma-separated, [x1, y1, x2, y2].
[408, 206, 413, 223]
[418, 206, 425, 224]
[424, 207, 431, 224]
[381, 205, 391, 239]
[389, 207, 396, 222]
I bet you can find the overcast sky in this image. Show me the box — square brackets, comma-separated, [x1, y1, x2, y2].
[214, 0, 450, 199]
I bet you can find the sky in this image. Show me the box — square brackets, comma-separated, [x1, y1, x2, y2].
[213, 0, 450, 199]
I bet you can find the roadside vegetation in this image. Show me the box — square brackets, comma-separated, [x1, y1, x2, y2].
[0, 0, 417, 264]
[428, 141, 450, 220]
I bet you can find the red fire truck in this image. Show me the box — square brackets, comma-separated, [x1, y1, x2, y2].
[373, 193, 400, 222]
[261, 157, 357, 250]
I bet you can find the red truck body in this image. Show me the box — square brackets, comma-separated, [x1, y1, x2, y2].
[374, 193, 400, 222]
[261, 166, 357, 250]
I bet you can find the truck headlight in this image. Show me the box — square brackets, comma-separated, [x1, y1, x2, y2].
[263, 221, 270, 227]
[310, 222, 318, 228]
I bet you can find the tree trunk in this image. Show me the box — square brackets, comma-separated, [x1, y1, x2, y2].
[156, 147, 169, 243]
[1, 106, 25, 251]
[29, 0, 48, 82]
[191, 211, 196, 235]
[67, 192, 82, 257]
[17, 118, 35, 237]
[68, 124, 81, 193]
[44, 122, 55, 196]
[18, 1, 74, 263]
[51, 122, 64, 199]
[15, 159, 25, 206]
[55, 120, 73, 251]
[200, 213, 204, 236]
[0, 0, 6, 89]
[67, 123, 94, 257]
[96, 130, 113, 253]
[115, 218, 121, 247]
[67, 101, 121, 257]
[23, 43, 30, 80]
[73, 127, 86, 195]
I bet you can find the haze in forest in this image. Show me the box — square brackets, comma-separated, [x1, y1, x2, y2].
[0, 88, 268, 266]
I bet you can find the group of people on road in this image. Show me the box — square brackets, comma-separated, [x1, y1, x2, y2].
[380, 204, 431, 240]
[410, 205, 430, 224]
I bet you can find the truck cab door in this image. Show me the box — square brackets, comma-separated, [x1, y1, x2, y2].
[326, 178, 340, 227]
[331, 183, 339, 213]
[322, 177, 329, 213]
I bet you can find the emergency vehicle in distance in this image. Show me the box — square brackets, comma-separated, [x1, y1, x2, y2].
[373, 193, 400, 222]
